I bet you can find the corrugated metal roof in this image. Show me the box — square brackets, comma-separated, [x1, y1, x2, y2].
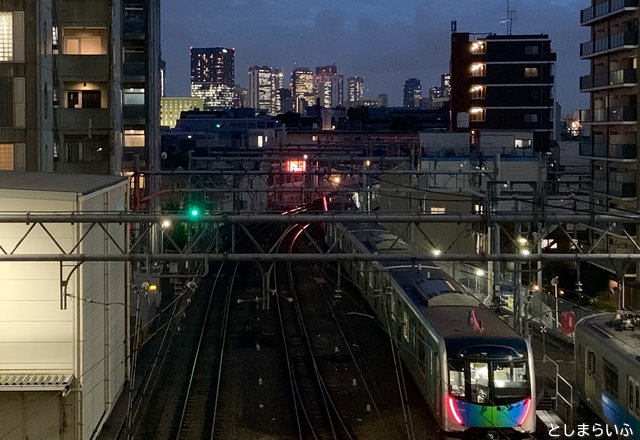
[0, 171, 126, 195]
[0, 372, 74, 391]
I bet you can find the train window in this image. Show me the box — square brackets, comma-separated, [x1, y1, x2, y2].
[402, 310, 409, 342]
[470, 362, 489, 403]
[448, 361, 465, 397]
[587, 351, 595, 375]
[417, 329, 427, 376]
[390, 297, 396, 321]
[603, 359, 619, 399]
[628, 377, 634, 412]
[493, 361, 529, 401]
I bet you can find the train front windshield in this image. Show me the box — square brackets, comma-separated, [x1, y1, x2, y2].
[449, 359, 530, 405]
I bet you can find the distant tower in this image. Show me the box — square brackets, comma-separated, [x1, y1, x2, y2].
[315, 65, 343, 108]
[248, 66, 283, 115]
[403, 78, 422, 108]
[190, 47, 235, 109]
[347, 76, 365, 104]
[291, 67, 315, 112]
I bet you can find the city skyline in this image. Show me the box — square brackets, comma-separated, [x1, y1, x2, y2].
[162, 0, 589, 111]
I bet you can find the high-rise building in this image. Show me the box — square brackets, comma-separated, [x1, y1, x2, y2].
[161, 97, 205, 128]
[403, 78, 422, 108]
[449, 32, 556, 151]
[190, 47, 235, 109]
[315, 65, 343, 108]
[122, 0, 162, 200]
[578, 0, 640, 294]
[248, 66, 279, 115]
[0, 2, 161, 437]
[347, 76, 365, 104]
[271, 67, 285, 115]
[441, 73, 451, 98]
[426, 73, 451, 109]
[291, 67, 315, 112]
[0, 0, 164, 176]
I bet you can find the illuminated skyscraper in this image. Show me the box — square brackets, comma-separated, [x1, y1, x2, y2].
[248, 66, 284, 115]
[190, 47, 235, 109]
[291, 67, 315, 112]
[403, 78, 422, 108]
[315, 65, 343, 108]
[347, 76, 365, 104]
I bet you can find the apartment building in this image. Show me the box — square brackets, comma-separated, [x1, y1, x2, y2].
[579, 0, 640, 306]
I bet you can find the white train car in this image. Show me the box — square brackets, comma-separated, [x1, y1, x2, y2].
[326, 220, 536, 439]
[575, 313, 640, 436]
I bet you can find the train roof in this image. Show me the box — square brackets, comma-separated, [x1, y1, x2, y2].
[342, 222, 528, 357]
[577, 313, 640, 363]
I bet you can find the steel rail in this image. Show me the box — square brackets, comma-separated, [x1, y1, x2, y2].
[5, 253, 640, 263]
[0, 213, 636, 224]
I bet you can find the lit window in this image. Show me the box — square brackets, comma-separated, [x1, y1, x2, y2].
[470, 41, 485, 54]
[470, 85, 485, 99]
[286, 160, 306, 172]
[124, 130, 145, 147]
[0, 12, 12, 61]
[0, 143, 14, 170]
[470, 63, 486, 77]
[524, 67, 539, 77]
[123, 88, 145, 105]
[515, 139, 532, 148]
[63, 28, 106, 55]
[430, 207, 446, 215]
[470, 107, 486, 121]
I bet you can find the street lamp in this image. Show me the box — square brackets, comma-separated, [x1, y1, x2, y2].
[475, 268, 485, 292]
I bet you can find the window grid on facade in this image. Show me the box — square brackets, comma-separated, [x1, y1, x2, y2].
[0, 12, 12, 61]
[0, 144, 14, 170]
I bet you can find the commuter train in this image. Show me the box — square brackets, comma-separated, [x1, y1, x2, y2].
[575, 313, 640, 436]
[325, 221, 536, 439]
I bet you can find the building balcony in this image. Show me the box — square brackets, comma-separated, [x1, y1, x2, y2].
[594, 180, 637, 198]
[123, 62, 145, 80]
[581, 0, 639, 26]
[57, 1, 110, 26]
[588, 106, 637, 123]
[56, 108, 112, 131]
[579, 68, 637, 91]
[123, 105, 146, 125]
[123, 20, 145, 40]
[55, 55, 110, 82]
[580, 30, 638, 58]
[579, 142, 637, 160]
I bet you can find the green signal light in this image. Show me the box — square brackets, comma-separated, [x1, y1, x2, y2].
[186, 205, 202, 220]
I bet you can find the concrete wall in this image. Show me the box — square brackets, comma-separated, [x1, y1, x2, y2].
[0, 181, 128, 439]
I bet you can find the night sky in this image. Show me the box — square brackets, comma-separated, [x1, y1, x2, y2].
[162, 0, 589, 113]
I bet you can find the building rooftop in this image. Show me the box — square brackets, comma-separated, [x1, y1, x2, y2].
[0, 171, 126, 195]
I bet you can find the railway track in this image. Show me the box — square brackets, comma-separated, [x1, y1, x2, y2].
[175, 263, 237, 439]
[135, 219, 436, 439]
[272, 224, 354, 440]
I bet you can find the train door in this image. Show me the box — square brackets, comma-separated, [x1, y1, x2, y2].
[628, 376, 640, 421]
[585, 348, 597, 403]
[433, 350, 441, 417]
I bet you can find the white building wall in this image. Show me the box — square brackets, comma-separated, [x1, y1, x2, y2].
[0, 193, 76, 370]
[0, 180, 127, 440]
[78, 186, 127, 439]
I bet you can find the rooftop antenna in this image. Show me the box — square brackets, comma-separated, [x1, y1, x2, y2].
[500, 0, 517, 35]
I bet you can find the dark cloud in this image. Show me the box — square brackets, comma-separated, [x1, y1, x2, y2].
[162, 0, 589, 111]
